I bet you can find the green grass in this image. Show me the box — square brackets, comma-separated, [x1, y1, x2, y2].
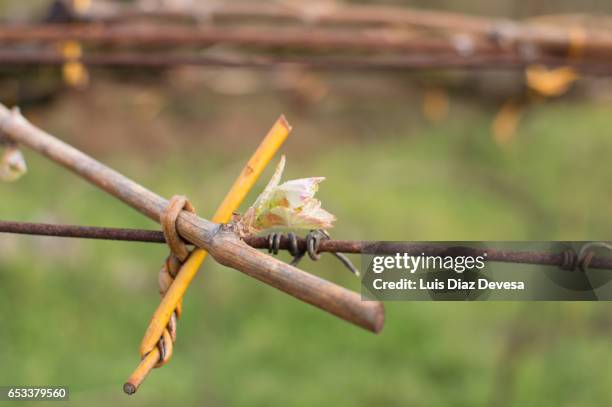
[2, 93, 612, 406]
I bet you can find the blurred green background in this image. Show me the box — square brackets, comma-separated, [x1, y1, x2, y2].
[3, 1, 612, 406]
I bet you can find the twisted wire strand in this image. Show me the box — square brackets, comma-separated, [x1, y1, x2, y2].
[560, 242, 612, 272]
[267, 230, 360, 276]
[140, 195, 195, 368]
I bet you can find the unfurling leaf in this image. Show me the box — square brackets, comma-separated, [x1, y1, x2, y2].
[60, 41, 89, 89]
[0, 146, 27, 182]
[492, 99, 523, 145]
[239, 155, 336, 235]
[422, 87, 449, 124]
[72, 0, 92, 14]
[526, 65, 578, 97]
[63, 61, 89, 89]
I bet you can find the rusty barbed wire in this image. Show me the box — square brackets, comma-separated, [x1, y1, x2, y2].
[3, 49, 612, 76]
[0, 220, 164, 242]
[267, 230, 360, 276]
[1, 22, 610, 59]
[2, 220, 612, 271]
[51, 0, 612, 54]
[0, 24, 499, 53]
[1, 2, 612, 77]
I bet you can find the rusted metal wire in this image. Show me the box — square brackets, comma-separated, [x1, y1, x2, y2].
[3, 49, 612, 75]
[57, 0, 612, 53]
[135, 196, 195, 378]
[75, 1, 502, 33]
[267, 230, 360, 276]
[0, 220, 165, 242]
[1, 2, 610, 78]
[1, 5, 611, 75]
[2, 220, 612, 271]
[0, 24, 501, 53]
